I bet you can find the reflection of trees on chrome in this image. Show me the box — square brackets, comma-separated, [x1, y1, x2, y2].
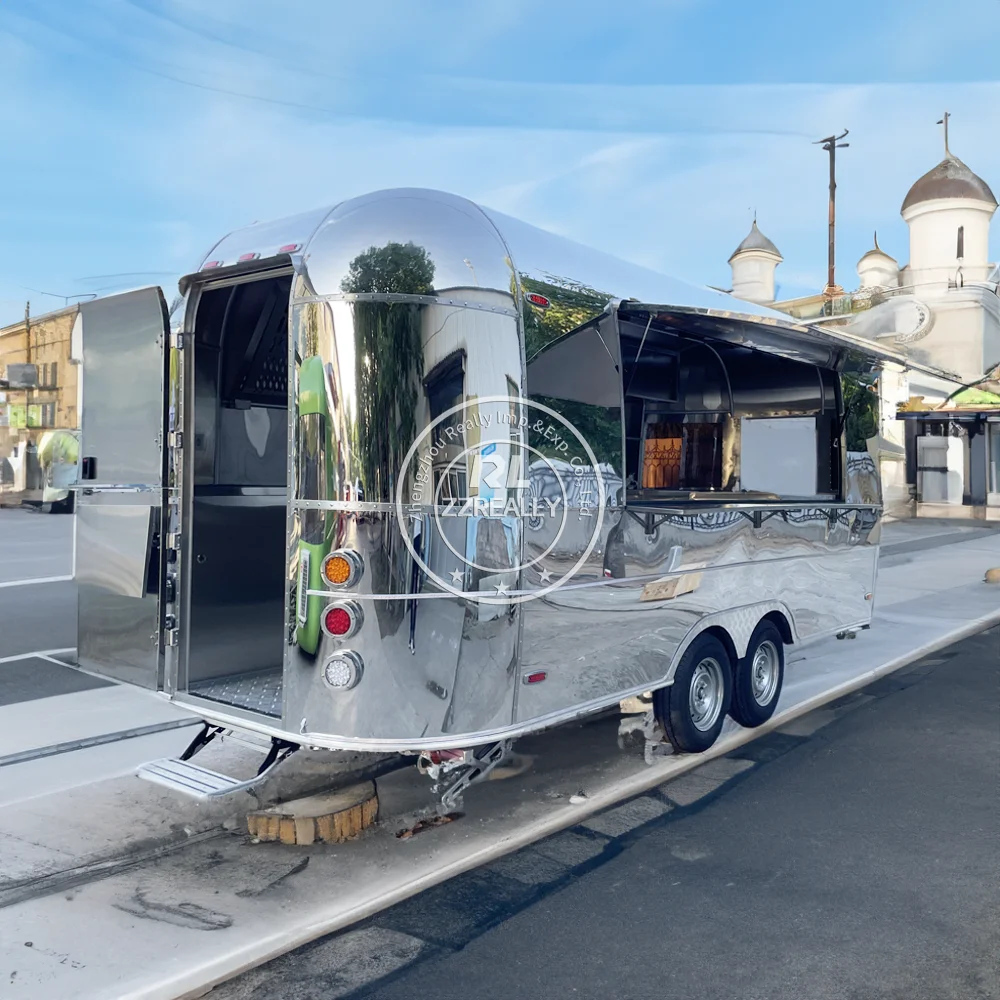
[342, 241, 434, 501]
[521, 273, 612, 359]
[528, 394, 622, 471]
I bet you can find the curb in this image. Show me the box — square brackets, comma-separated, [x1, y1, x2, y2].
[151, 607, 1000, 1000]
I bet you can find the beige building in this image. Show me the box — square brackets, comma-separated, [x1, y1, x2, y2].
[0, 304, 80, 498]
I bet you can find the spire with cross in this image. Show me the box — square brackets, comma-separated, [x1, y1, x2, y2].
[936, 111, 951, 157]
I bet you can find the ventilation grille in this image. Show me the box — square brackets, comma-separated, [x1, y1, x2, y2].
[240, 322, 288, 404]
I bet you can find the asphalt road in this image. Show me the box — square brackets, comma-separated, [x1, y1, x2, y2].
[0, 509, 80, 690]
[219, 626, 1000, 1000]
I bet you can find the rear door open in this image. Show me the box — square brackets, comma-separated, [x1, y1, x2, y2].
[74, 287, 170, 688]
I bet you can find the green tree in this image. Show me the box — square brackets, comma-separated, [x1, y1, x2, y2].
[341, 242, 435, 501]
[521, 274, 612, 360]
[842, 373, 879, 452]
[521, 274, 621, 470]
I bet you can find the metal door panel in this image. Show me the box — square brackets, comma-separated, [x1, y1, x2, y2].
[75, 287, 169, 689]
[77, 503, 161, 687]
[78, 287, 168, 487]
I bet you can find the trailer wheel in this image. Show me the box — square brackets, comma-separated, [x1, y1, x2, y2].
[655, 634, 732, 754]
[730, 620, 784, 728]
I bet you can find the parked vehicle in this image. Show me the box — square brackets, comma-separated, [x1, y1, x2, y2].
[38, 428, 79, 512]
[69, 188, 950, 803]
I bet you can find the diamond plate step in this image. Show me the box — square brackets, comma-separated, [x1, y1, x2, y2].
[137, 757, 268, 799]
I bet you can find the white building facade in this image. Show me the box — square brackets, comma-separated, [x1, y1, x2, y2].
[728, 126, 999, 518]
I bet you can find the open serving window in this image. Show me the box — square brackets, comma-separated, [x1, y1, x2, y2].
[527, 309, 845, 506]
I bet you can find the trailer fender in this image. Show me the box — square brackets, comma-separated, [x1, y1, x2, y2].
[661, 601, 796, 686]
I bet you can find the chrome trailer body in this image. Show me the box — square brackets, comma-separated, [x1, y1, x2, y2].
[72, 188, 935, 758]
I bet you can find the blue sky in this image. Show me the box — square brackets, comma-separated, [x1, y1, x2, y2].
[1, 0, 998, 326]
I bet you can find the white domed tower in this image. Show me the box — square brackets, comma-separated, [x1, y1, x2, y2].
[856, 233, 899, 290]
[901, 118, 997, 289]
[728, 220, 782, 304]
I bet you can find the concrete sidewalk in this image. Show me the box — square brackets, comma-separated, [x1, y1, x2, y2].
[0, 528, 998, 1000]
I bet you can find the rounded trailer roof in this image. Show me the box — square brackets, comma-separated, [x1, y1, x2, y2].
[185, 188, 957, 382]
[191, 188, 799, 327]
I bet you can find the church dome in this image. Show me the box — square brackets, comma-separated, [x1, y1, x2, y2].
[858, 233, 897, 265]
[728, 220, 782, 262]
[901, 155, 997, 213]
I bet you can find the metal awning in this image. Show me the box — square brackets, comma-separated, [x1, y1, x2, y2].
[618, 303, 962, 382]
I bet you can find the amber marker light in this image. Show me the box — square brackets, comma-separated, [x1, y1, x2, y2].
[321, 550, 363, 588]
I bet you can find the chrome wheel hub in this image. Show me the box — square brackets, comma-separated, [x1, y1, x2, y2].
[751, 640, 779, 706]
[689, 657, 724, 732]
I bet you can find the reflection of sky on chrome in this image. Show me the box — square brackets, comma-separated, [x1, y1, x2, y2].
[1, 0, 998, 326]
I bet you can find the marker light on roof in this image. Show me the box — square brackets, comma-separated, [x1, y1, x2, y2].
[279, 243, 301, 253]
[238, 252, 260, 262]
[202, 260, 223, 269]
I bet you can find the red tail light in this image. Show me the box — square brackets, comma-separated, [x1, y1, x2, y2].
[324, 607, 351, 635]
[525, 292, 550, 310]
[320, 600, 363, 640]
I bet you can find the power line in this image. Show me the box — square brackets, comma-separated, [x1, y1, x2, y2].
[4, 9, 818, 138]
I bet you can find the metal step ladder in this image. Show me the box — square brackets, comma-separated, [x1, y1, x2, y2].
[136, 724, 298, 800]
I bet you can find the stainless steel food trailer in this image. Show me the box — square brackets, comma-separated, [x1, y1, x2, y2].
[70, 188, 946, 804]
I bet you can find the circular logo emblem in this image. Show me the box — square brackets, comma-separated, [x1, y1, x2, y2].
[394, 395, 613, 605]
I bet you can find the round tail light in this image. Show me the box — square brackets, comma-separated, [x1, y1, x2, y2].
[321, 549, 363, 588]
[321, 600, 363, 640]
[322, 650, 364, 690]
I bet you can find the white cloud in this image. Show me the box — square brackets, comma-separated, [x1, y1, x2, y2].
[0, 3, 997, 323]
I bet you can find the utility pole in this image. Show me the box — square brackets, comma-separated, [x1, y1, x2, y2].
[814, 129, 850, 297]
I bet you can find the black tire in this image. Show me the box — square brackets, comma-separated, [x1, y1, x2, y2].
[49, 494, 74, 514]
[654, 633, 733, 754]
[730, 620, 785, 729]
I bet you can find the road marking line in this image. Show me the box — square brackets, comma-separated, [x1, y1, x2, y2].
[0, 648, 76, 666]
[37, 653, 78, 667]
[0, 574, 73, 589]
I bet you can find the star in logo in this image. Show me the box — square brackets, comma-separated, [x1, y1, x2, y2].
[538, 567, 553, 584]
[450, 568, 464, 585]
[495, 581, 510, 596]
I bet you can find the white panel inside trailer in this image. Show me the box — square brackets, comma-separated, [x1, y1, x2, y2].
[739, 416, 817, 497]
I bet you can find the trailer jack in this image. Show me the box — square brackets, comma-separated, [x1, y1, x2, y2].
[417, 740, 512, 812]
[618, 706, 673, 765]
